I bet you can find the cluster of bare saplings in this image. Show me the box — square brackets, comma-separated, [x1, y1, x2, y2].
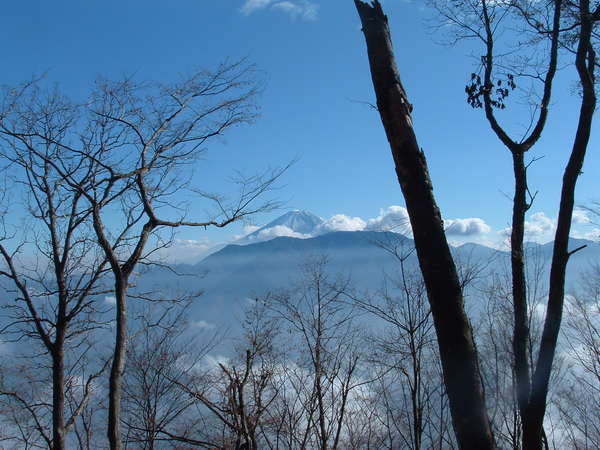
[0, 0, 599, 448]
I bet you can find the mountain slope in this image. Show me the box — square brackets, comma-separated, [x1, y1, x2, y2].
[139, 228, 599, 327]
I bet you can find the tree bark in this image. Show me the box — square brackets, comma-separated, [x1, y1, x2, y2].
[108, 278, 128, 450]
[52, 340, 66, 450]
[510, 150, 532, 432]
[354, 2, 495, 449]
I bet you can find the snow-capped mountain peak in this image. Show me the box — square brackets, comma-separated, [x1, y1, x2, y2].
[239, 210, 324, 243]
[265, 210, 323, 234]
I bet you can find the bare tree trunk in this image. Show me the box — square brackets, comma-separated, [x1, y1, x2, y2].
[315, 312, 328, 450]
[353, 2, 495, 449]
[52, 339, 66, 450]
[510, 150, 533, 440]
[108, 281, 128, 450]
[524, 1, 596, 447]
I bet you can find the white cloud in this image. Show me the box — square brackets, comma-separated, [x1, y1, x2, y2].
[444, 217, 491, 236]
[572, 209, 591, 224]
[498, 211, 556, 243]
[240, 0, 273, 15]
[237, 224, 312, 244]
[366, 206, 412, 233]
[232, 224, 261, 241]
[191, 320, 216, 330]
[158, 238, 217, 264]
[498, 211, 600, 244]
[105, 296, 116, 305]
[256, 225, 311, 241]
[271, 1, 319, 20]
[525, 212, 555, 237]
[570, 227, 600, 241]
[243, 224, 261, 234]
[203, 354, 230, 370]
[240, 0, 319, 20]
[318, 214, 366, 233]
[532, 301, 547, 319]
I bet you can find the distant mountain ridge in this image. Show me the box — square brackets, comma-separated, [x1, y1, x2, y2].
[139, 215, 599, 328]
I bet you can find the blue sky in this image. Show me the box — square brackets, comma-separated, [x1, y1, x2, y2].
[2, 0, 598, 262]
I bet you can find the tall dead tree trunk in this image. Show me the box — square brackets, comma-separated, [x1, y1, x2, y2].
[353, 2, 495, 449]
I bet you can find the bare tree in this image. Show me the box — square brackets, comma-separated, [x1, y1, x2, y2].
[0, 85, 110, 450]
[558, 265, 600, 449]
[264, 258, 366, 450]
[0, 60, 285, 450]
[351, 240, 448, 450]
[475, 250, 551, 449]
[161, 297, 282, 449]
[71, 385, 104, 450]
[120, 300, 219, 449]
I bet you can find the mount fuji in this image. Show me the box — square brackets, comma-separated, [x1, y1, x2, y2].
[237, 210, 325, 243]
[137, 211, 599, 327]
